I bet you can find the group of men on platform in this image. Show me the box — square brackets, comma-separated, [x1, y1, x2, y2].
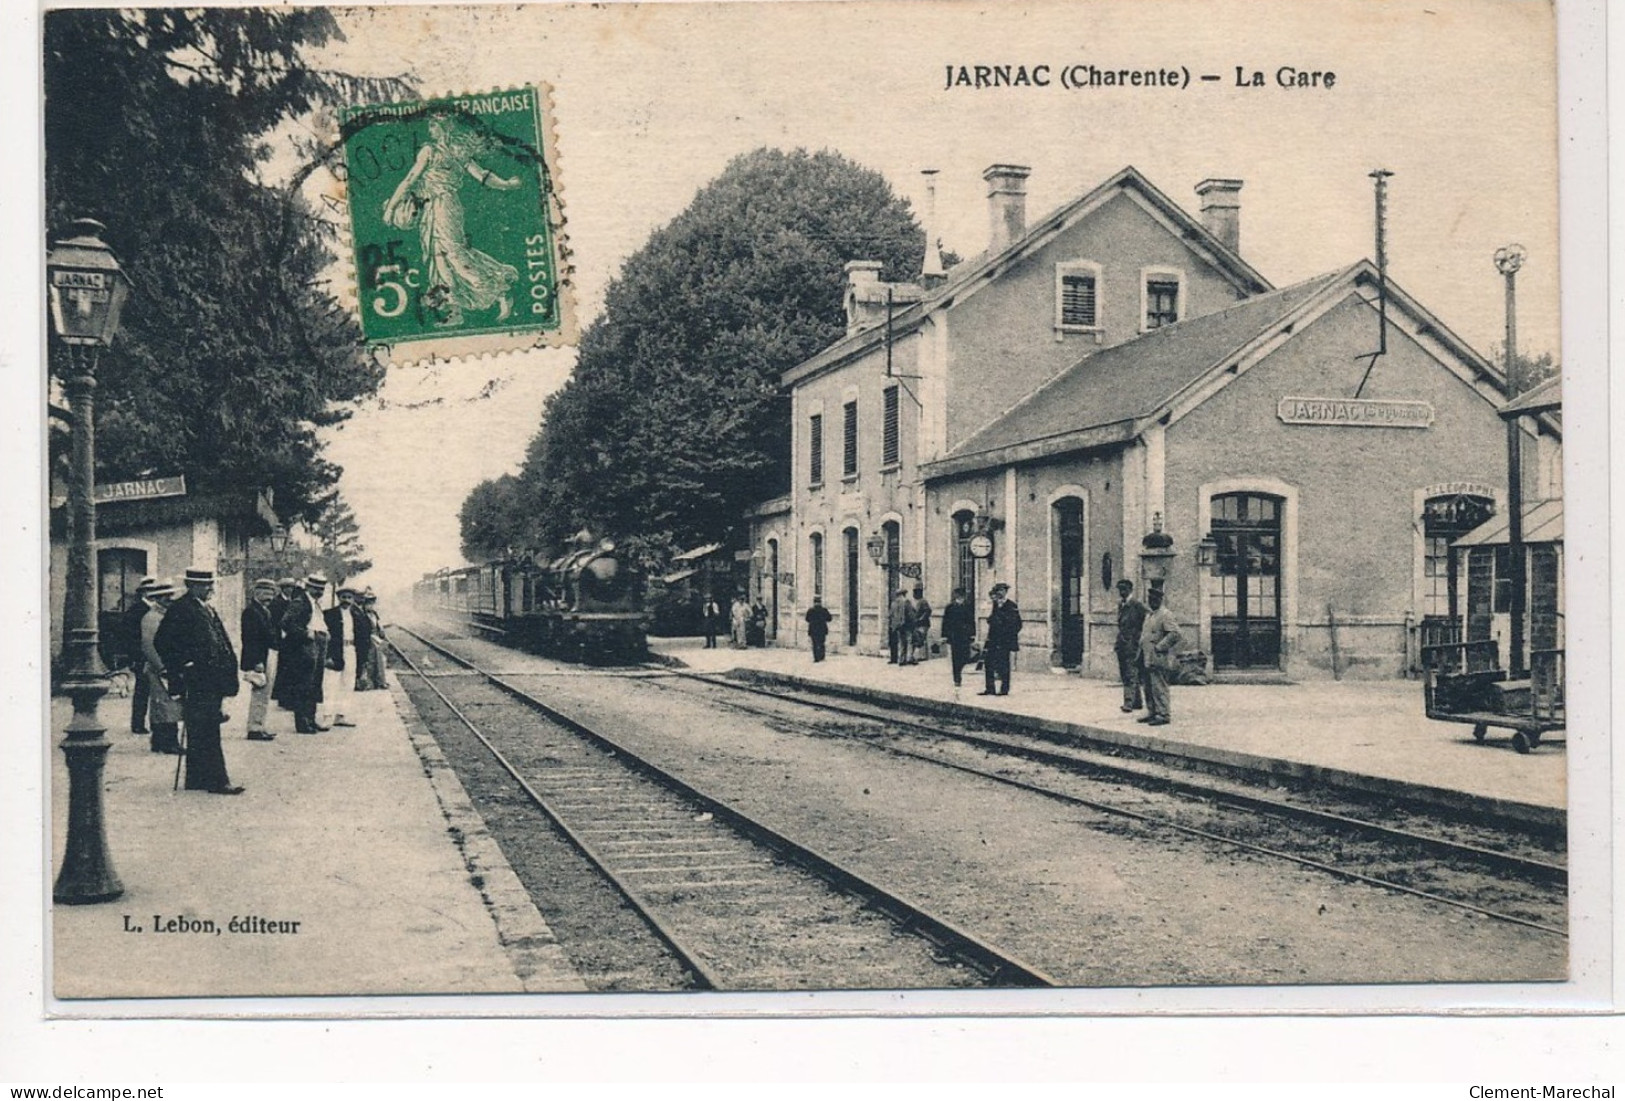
[799, 578, 1183, 719]
[123, 569, 389, 795]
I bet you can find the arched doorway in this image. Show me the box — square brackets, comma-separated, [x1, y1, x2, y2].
[1420, 491, 1496, 647]
[1209, 491, 1284, 669]
[1052, 497, 1085, 667]
[767, 538, 779, 641]
[953, 510, 977, 603]
[882, 519, 901, 602]
[843, 528, 860, 647]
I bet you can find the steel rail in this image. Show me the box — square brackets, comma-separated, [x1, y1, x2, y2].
[668, 670, 1567, 886]
[649, 673, 1567, 939]
[394, 626, 1059, 988]
[387, 635, 725, 991]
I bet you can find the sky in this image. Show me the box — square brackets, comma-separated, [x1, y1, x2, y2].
[302, 0, 1561, 601]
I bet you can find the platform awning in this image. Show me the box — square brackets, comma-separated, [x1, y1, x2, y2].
[1454, 499, 1564, 547]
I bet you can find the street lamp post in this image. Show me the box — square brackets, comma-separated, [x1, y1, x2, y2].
[48, 219, 132, 905]
[1494, 244, 1527, 677]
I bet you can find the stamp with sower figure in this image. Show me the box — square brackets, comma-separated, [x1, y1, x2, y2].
[338, 86, 574, 362]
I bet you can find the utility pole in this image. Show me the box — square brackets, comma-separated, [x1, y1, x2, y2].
[1494, 244, 1527, 677]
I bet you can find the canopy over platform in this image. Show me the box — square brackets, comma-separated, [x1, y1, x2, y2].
[1454, 498, 1563, 547]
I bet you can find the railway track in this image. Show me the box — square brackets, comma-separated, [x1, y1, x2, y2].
[644, 670, 1567, 939]
[389, 626, 1058, 991]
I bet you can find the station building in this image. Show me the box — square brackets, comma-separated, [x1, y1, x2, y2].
[748, 163, 1561, 680]
[48, 473, 279, 674]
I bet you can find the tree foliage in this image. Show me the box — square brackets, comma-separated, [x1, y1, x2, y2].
[44, 9, 404, 522]
[464, 148, 926, 564]
[303, 494, 373, 588]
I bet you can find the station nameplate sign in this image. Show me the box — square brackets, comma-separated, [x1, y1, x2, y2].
[1277, 397, 1434, 429]
[94, 475, 187, 504]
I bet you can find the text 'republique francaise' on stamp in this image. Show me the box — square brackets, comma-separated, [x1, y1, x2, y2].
[335, 85, 575, 365]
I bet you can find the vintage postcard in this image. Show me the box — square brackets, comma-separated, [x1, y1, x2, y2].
[32, 0, 1608, 1028]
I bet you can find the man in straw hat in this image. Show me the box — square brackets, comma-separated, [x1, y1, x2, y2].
[153, 567, 243, 794]
[280, 574, 331, 734]
[240, 579, 280, 742]
[137, 579, 183, 755]
[978, 582, 1023, 697]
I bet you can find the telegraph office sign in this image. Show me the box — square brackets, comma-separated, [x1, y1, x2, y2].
[1278, 396, 1434, 428]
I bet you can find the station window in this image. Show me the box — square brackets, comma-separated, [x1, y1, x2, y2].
[1056, 263, 1100, 331]
[810, 532, 824, 599]
[808, 413, 823, 486]
[842, 400, 858, 479]
[1145, 278, 1180, 329]
[881, 385, 900, 468]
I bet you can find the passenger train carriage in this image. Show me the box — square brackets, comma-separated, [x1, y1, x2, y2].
[414, 536, 648, 663]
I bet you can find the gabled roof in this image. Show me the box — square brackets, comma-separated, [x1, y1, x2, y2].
[783, 165, 1274, 387]
[923, 260, 1519, 481]
[924, 269, 1347, 478]
[1501, 374, 1561, 418]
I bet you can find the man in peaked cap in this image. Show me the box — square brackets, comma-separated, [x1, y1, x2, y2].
[123, 576, 159, 736]
[153, 567, 243, 794]
[280, 574, 330, 734]
[240, 579, 280, 742]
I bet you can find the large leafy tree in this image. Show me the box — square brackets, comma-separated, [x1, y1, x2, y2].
[466, 147, 927, 564]
[44, 9, 401, 522]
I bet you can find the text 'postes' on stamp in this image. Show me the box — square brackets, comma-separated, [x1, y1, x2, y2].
[339, 86, 571, 355]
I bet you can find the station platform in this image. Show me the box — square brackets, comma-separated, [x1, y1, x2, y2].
[651, 637, 1567, 828]
[49, 671, 585, 1001]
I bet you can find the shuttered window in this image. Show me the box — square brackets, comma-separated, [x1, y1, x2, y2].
[808, 413, 823, 485]
[842, 400, 858, 478]
[881, 386, 900, 468]
[1060, 273, 1097, 327]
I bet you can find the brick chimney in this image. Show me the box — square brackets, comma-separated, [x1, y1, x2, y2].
[1195, 178, 1243, 254]
[983, 164, 1031, 254]
[920, 168, 946, 288]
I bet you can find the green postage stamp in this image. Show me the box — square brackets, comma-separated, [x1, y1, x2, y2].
[339, 86, 574, 362]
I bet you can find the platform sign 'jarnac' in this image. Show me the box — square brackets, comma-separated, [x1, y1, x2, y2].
[341, 87, 564, 348]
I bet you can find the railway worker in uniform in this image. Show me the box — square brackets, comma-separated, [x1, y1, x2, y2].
[153, 567, 243, 794]
[804, 595, 832, 662]
[978, 583, 1023, 697]
[138, 580, 183, 755]
[887, 587, 914, 665]
[281, 574, 330, 734]
[1114, 579, 1150, 713]
[240, 578, 280, 741]
[908, 585, 932, 665]
[352, 587, 377, 690]
[940, 588, 976, 688]
[1137, 584, 1183, 727]
[322, 587, 358, 728]
[123, 576, 158, 736]
[701, 594, 722, 649]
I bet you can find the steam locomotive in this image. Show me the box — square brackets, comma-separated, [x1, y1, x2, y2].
[413, 535, 647, 663]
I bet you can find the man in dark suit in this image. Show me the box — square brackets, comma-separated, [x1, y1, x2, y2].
[351, 588, 376, 689]
[1114, 579, 1150, 713]
[153, 566, 243, 794]
[240, 578, 279, 742]
[978, 582, 1023, 697]
[940, 588, 976, 688]
[270, 578, 296, 708]
[280, 574, 329, 734]
[803, 595, 832, 662]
